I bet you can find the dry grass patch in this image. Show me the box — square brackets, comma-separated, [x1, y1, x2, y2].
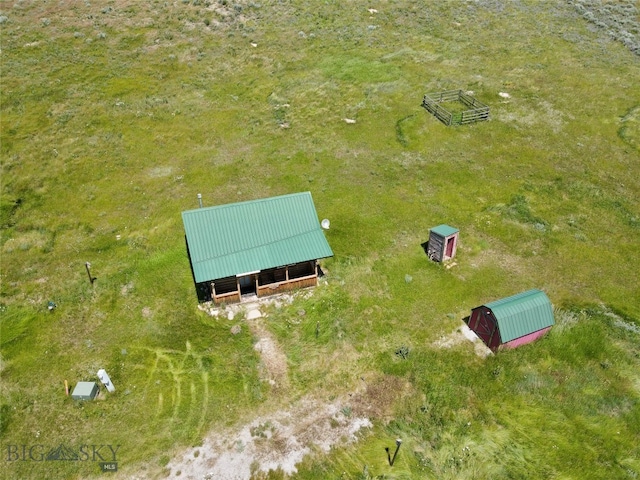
[351, 374, 413, 422]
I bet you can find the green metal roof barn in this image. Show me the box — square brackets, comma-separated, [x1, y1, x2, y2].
[182, 192, 333, 303]
[468, 289, 555, 351]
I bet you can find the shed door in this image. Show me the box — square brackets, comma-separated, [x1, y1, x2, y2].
[470, 309, 500, 350]
[445, 236, 455, 258]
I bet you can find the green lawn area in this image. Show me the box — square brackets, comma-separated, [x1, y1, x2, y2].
[1, 1, 639, 479]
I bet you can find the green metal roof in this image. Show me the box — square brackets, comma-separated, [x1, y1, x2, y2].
[182, 192, 333, 283]
[485, 289, 555, 343]
[430, 224, 459, 237]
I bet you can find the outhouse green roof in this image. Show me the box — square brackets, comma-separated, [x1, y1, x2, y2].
[485, 289, 555, 343]
[182, 192, 333, 283]
[430, 224, 459, 238]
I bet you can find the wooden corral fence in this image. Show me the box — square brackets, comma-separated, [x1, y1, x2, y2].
[422, 90, 489, 126]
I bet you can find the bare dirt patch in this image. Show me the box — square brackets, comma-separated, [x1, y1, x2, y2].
[433, 324, 493, 358]
[251, 320, 289, 390]
[163, 373, 408, 479]
[165, 395, 372, 479]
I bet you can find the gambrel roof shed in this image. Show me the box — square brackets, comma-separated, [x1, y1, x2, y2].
[182, 191, 333, 284]
[468, 289, 555, 351]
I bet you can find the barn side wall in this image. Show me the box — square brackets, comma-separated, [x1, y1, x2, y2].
[501, 326, 552, 349]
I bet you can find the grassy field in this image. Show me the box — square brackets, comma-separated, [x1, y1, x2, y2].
[1, 0, 639, 479]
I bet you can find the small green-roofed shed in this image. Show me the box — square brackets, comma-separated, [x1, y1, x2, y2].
[430, 224, 459, 237]
[486, 289, 554, 342]
[469, 289, 555, 350]
[182, 192, 333, 303]
[425, 224, 459, 262]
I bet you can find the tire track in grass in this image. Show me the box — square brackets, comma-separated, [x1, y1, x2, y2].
[187, 381, 197, 430]
[174, 341, 192, 418]
[173, 375, 182, 418]
[152, 349, 181, 417]
[157, 393, 164, 417]
[198, 371, 209, 438]
[142, 353, 161, 405]
[135, 344, 212, 438]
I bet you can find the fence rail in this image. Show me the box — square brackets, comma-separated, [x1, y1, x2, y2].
[212, 274, 318, 304]
[257, 274, 317, 297]
[212, 290, 241, 304]
[422, 90, 489, 126]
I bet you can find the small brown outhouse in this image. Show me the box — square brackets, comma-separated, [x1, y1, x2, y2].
[425, 224, 459, 262]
